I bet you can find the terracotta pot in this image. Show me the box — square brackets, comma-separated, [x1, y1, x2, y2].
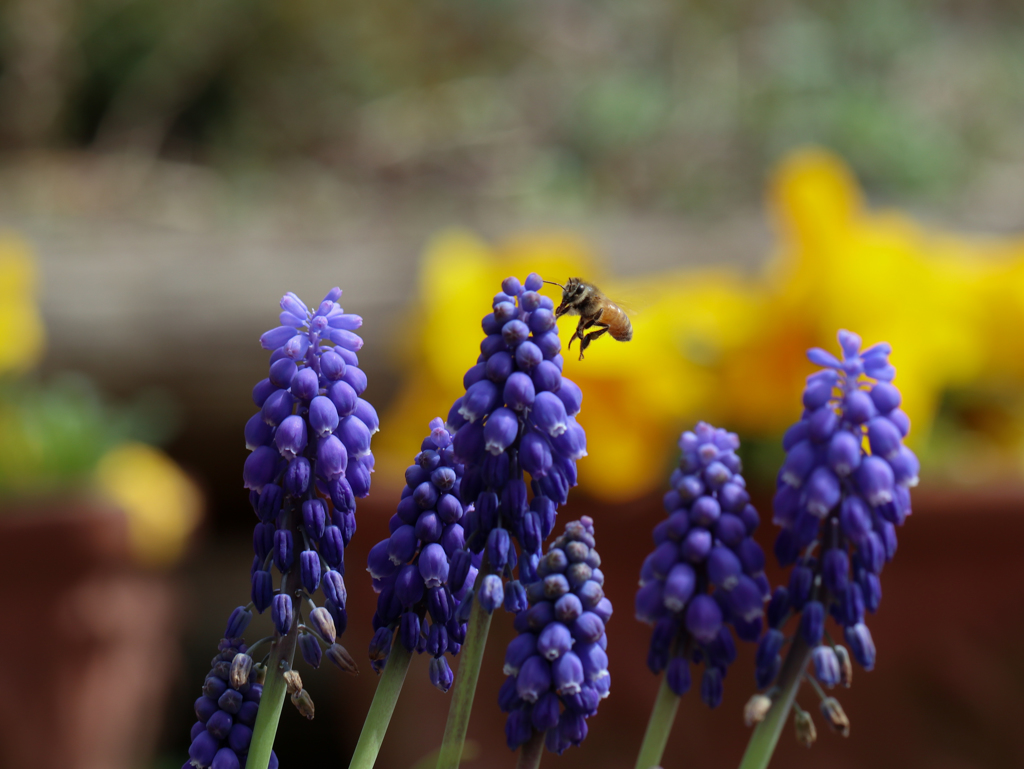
[0, 503, 178, 769]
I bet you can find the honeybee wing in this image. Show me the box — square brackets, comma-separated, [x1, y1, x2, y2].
[601, 290, 642, 316]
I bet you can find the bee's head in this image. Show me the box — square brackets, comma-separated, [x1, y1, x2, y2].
[564, 277, 587, 302]
[545, 277, 588, 318]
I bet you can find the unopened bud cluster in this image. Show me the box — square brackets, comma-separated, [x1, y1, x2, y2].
[500, 518, 612, 755]
[187, 634, 275, 769]
[447, 273, 586, 609]
[635, 422, 768, 708]
[366, 418, 470, 689]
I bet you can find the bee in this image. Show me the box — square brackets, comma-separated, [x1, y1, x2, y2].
[545, 277, 633, 360]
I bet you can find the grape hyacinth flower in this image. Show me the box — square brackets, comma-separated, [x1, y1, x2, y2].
[634, 422, 767, 769]
[500, 517, 612, 760]
[186, 634, 278, 769]
[447, 273, 585, 590]
[436, 273, 587, 769]
[739, 330, 918, 766]
[234, 288, 377, 769]
[364, 418, 471, 688]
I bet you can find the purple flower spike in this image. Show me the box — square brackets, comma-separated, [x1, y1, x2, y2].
[637, 422, 768, 708]
[362, 419, 476, 681]
[760, 331, 916, 696]
[230, 283, 375, 732]
[502, 518, 610, 754]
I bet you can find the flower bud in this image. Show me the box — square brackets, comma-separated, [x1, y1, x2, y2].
[429, 656, 454, 692]
[794, 709, 817, 747]
[251, 570, 273, 613]
[479, 574, 504, 613]
[487, 528, 511, 572]
[855, 455, 895, 507]
[188, 731, 220, 768]
[272, 594, 294, 635]
[700, 667, 723, 708]
[800, 601, 824, 646]
[395, 562, 425, 606]
[218, 688, 243, 714]
[538, 622, 574, 661]
[685, 595, 722, 644]
[843, 622, 876, 670]
[300, 549, 322, 594]
[309, 396, 340, 438]
[744, 693, 772, 727]
[273, 528, 294, 572]
[229, 653, 252, 689]
[400, 611, 420, 652]
[532, 392, 568, 437]
[516, 656, 552, 703]
[299, 633, 322, 669]
[326, 643, 359, 674]
[310, 606, 337, 645]
[835, 644, 854, 687]
[819, 697, 850, 737]
[225, 606, 252, 639]
[291, 689, 315, 720]
[812, 645, 841, 688]
[504, 580, 528, 613]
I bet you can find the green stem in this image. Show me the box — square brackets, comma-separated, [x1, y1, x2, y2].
[516, 730, 545, 769]
[736, 636, 813, 769]
[348, 637, 413, 769]
[634, 674, 681, 769]
[246, 529, 302, 769]
[435, 575, 494, 769]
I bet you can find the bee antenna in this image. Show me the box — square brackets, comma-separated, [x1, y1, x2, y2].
[543, 280, 566, 290]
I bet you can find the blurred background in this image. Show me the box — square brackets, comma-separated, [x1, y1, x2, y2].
[3, 0, 1024, 767]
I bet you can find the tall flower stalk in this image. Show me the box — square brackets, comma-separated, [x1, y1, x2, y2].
[187, 288, 376, 769]
[738, 330, 918, 769]
[435, 273, 587, 769]
[634, 422, 768, 769]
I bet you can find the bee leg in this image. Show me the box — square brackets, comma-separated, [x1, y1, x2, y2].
[567, 317, 591, 350]
[578, 325, 609, 360]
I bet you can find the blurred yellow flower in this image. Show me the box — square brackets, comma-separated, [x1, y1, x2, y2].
[0, 235, 46, 374]
[95, 442, 203, 567]
[381, 148, 1024, 501]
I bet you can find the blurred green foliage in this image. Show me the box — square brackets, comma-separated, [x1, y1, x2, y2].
[0, 373, 178, 498]
[2, 0, 1024, 210]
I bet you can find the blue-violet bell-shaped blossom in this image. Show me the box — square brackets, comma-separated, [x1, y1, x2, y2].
[760, 330, 917, 696]
[447, 274, 586, 611]
[365, 418, 470, 686]
[635, 422, 768, 709]
[500, 517, 611, 755]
